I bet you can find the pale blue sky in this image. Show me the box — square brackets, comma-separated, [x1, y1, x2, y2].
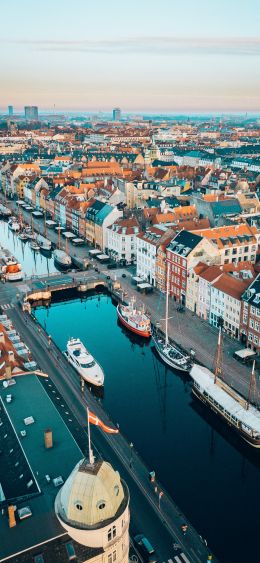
[1, 0, 259, 112]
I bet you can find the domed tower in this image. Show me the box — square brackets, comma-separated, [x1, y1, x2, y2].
[55, 457, 130, 562]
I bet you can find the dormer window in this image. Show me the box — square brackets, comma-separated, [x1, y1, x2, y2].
[75, 502, 83, 511]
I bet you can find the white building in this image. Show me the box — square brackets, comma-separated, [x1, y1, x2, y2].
[106, 217, 140, 264]
[136, 227, 164, 285]
[55, 457, 130, 563]
[209, 272, 249, 338]
[196, 265, 222, 320]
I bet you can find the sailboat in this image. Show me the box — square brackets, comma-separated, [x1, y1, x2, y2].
[53, 224, 71, 269]
[152, 262, 191, 372]
[190, 325, 260, 448]
[30, 216, 40, 251]
[37, 212, 52, 253]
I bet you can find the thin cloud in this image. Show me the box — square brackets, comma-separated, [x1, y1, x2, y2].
[2, 36, 260, 56]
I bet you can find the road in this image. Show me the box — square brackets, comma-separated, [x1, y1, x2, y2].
[3, 303, 215, 563]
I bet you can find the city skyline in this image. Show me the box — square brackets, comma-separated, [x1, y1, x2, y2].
[1, 0, 260, 112]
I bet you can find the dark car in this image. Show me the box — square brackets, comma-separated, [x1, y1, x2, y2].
[133, 534, 158, 563]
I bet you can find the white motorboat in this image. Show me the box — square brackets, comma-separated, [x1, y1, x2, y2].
[65, 338, 104, 386]
[8, 218, 20, 232]
[53, 249, 72, 268]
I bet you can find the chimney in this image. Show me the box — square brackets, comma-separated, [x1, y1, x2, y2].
[44, 428, 53, 449]
[8, 351, 14, 363]
[5, 365, 12, 378]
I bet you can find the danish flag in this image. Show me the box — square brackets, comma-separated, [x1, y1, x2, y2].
[88, 410, 119, 434]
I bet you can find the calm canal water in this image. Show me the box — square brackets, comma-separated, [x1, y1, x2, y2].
[0, 219, 58, 277]
[35, 293, 260, 563]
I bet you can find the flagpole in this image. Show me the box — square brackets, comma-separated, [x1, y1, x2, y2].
[87, 408, 94, 465]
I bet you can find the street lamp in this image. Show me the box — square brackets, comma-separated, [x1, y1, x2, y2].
[129, 442, 133, 467]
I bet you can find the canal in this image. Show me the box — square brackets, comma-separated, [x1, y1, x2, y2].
[0, 219, 58, 276]
[34, 292, 260, 563]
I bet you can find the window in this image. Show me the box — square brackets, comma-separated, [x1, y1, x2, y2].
[65, 542, 76, 561]
[113, 551, 117, 562]
[255, 321, 260, 333]
[251, 307, 256, 315]
[254, 335, 258, 345]
[108, 526, 116, 542]
[97, 500, 106, 510]
[248, 333, 253, 342]
[75, 502, 83, 511]
[249, 319, 254, 329]
[108, 555, 113, 563]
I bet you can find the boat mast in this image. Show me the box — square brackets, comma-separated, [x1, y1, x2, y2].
[246, 360, 256, 410]
[165, 260, 169, 346]
[214, 323, 223, 384]
[87, 408, 94, 465]
[44, 212, 47, 237]
[58, 224, 61, 250]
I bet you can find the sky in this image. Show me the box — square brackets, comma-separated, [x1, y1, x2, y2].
[1, 0, 260, 113]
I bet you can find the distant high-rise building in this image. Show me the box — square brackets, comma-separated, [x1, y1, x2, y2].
[113, 107, 121, 121]
[8, 105, 13, 116]
[24, 106, 39, 120]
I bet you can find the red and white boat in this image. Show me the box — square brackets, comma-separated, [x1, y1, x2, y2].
[117, 298, 151, 338]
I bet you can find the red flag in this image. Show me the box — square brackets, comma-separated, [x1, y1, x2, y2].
[88, 410, 119, 434]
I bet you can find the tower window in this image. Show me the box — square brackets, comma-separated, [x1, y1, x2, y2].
[97, 500, 106, 510]
[114, 485, 119, 496]
[75, 502, 83, 511]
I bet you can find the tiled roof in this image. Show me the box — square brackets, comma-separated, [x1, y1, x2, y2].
[212, 273, 250, 300]
[193, 224, 257, 249]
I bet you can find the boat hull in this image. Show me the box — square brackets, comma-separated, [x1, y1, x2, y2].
[65, 351, 104, 387]
[153, 337, 190, 372]
[192, 386, 260, 448]
[117, 307, 151, 338]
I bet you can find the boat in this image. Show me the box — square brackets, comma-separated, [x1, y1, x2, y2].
[36, 234, 52, 252]
[152, 263, 191, 372]
[117, 298, 151, 338]
[0, 253, 23, 281]
[30, 238, 40, 251]
[18, 232, 29, 242]
[65, 338, 104, 386]
[53, 249, 72, 268]
[190, 326, 260, 448]
[8, 217, 20, 232]
[0, 204, 11, 218]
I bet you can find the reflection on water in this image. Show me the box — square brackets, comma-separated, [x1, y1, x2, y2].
[35, 293, 260, 563]
[0, 219, 58, 277]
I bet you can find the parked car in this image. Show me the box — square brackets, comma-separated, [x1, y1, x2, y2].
[133, 534, 158, 563]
